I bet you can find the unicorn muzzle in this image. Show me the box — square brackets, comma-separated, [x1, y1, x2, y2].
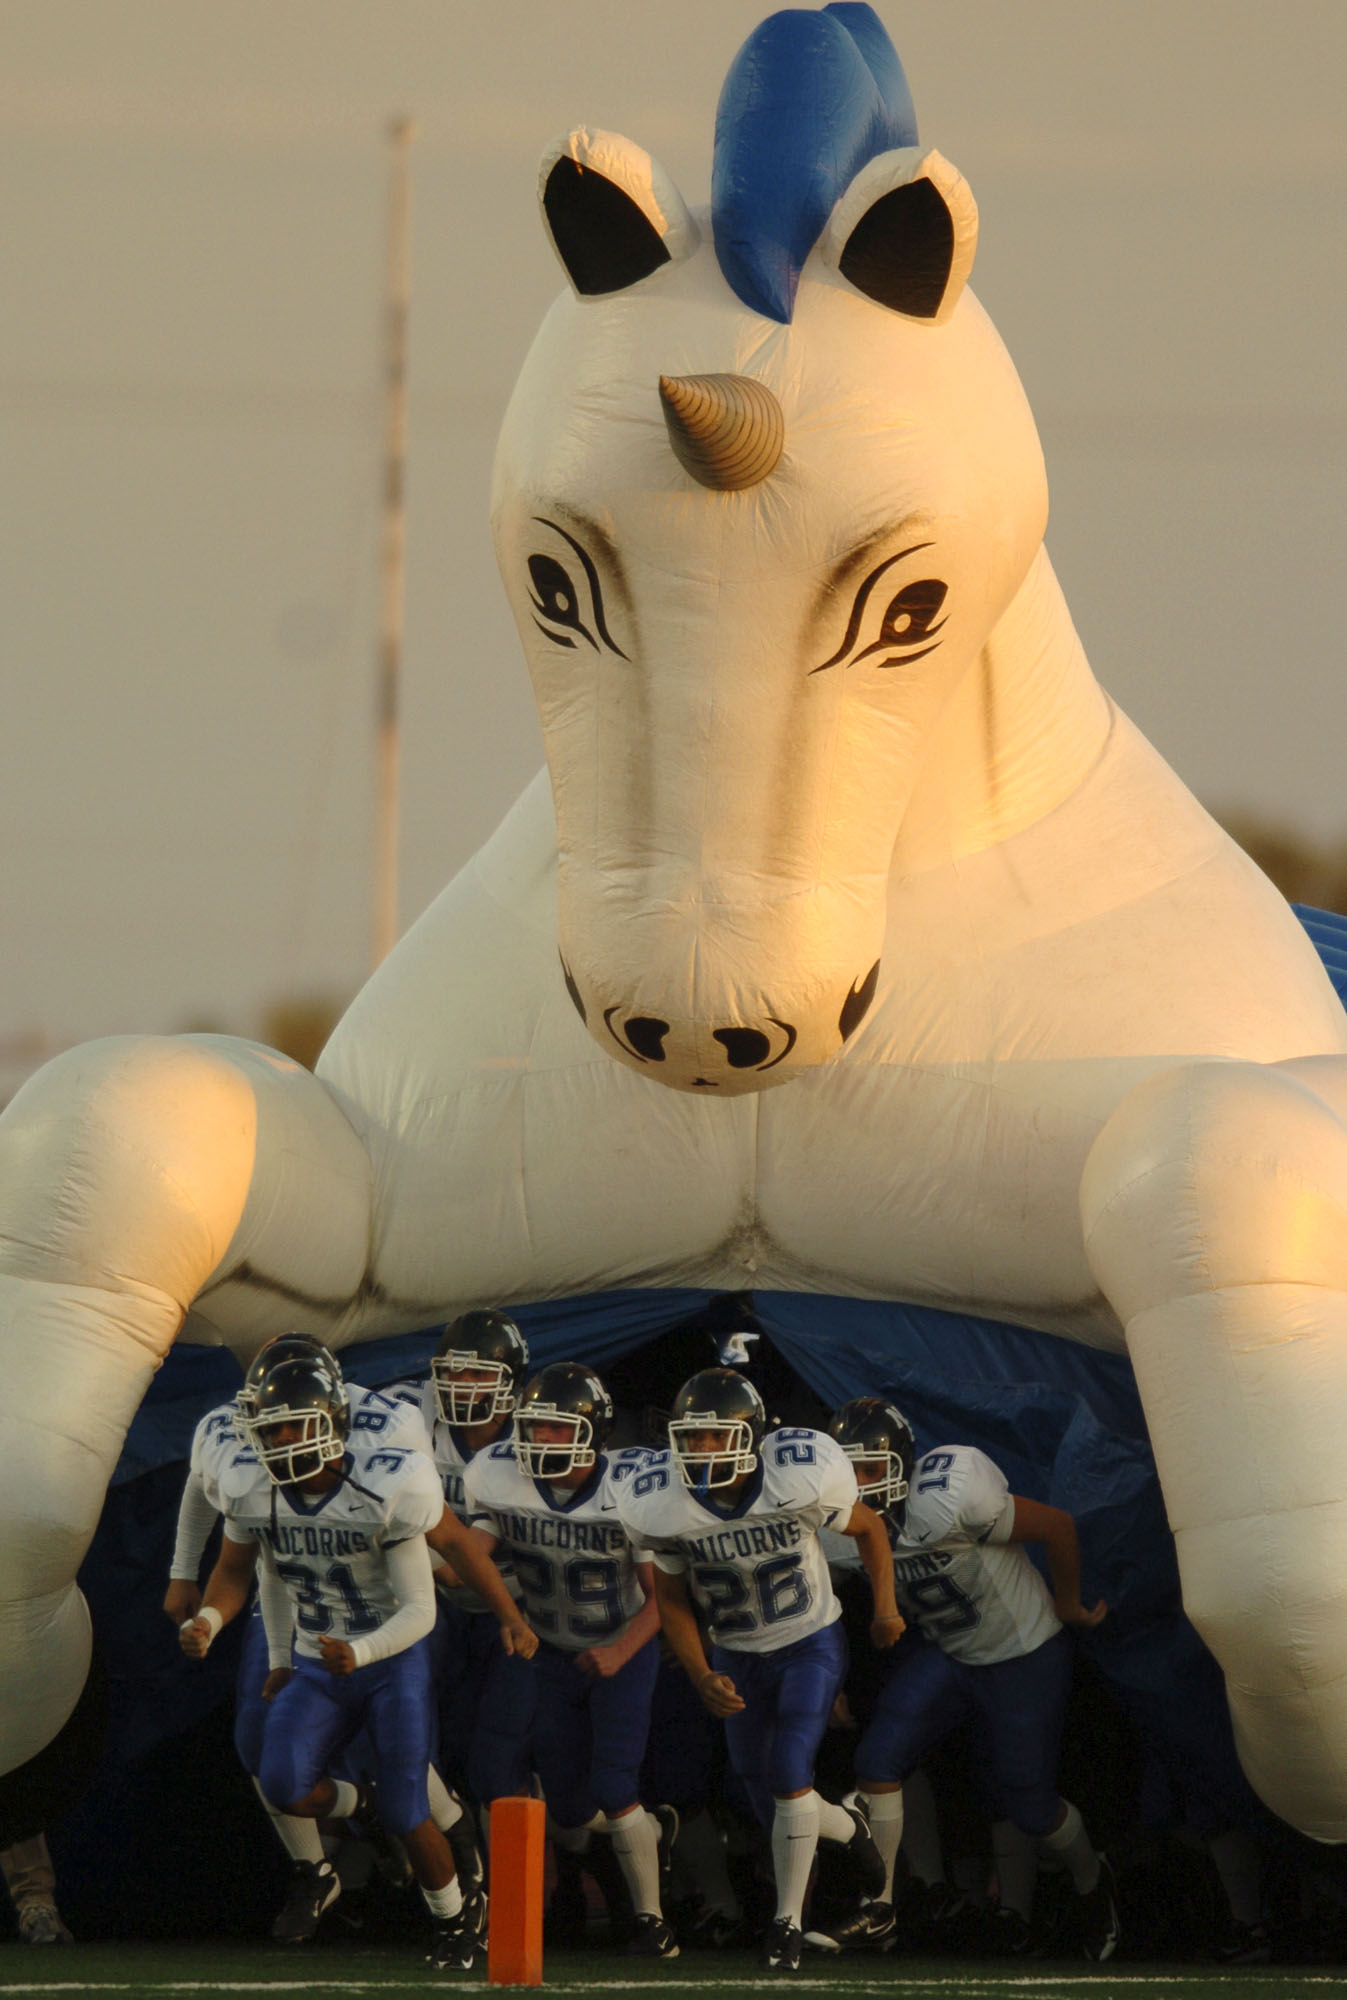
[559, 957, 881, 1094]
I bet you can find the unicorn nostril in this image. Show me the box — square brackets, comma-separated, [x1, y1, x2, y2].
[624, 1016, 671, 1062]
[713, 1027, 772, 1069]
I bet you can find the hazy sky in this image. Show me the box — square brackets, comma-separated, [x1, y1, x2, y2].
[3, 2, 1345, 1066]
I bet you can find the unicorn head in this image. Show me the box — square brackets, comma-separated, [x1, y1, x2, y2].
[491, 4, 1048, 1094]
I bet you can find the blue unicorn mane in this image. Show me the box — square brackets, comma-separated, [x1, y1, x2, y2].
[712, 4, 918, 325]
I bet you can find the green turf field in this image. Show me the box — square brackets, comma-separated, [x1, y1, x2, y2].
[0, 1947, 1344, 2000]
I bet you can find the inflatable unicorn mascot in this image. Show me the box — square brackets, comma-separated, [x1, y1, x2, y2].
[3, 3, 1347, 1842]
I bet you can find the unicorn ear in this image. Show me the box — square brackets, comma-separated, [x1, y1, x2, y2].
[821, 146, 977, 324]
[539, 128, 700, 298]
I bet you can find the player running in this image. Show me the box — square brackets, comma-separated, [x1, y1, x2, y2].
[824, 1396, 1118, 1961]
[615, 1367, 903, 1971]
[419, 1309, 537, 1816]
[178, 1343, 535, 1970]
[463, 1360, 679, 1958]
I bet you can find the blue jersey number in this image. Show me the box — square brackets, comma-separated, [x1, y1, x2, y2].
[274, 1559, 380, 1637]
[903, 1572, 980, 1635]
[771, 1430, 816, 1468]
[510, 1550, 625, 1641]
[916, 1451, 955, 1493]
[693, 1552, 812, 1633]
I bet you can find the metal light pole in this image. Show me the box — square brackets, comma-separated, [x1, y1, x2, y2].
[371, 114, 415, 970]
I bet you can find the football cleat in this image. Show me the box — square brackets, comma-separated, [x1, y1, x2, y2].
[269, 1859, 341, 1944]
[427, 1909, 479, 1971]
[841, 1800, 887, 1901]
[1078, 1855, 1120, 1963]
[986, 1906, 1039, 1957]
[463, 1888, 489, 1945]
[17, 1903, 74, 1946]
[810, 1898, 896, 1951]
[761, 1916, 803, 1971]
[626, 1913, 681, 1958]
[678, 1897, 745, 1948]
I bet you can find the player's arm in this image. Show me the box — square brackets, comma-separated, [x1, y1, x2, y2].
[426, 1506, 538, 1657]
[1008, 1494, 1106, 1629]
[651, 1564, 745, 1717]
[163, 1466, 218, 1624]
[178, 1526, 258, 1658]
[839, 1498, 905, 1648]
[319, 1533, 440, 1676]
[574, 1559, 661, 1679]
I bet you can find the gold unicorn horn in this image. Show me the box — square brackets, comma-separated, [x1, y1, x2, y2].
[658, 373, 784, 490]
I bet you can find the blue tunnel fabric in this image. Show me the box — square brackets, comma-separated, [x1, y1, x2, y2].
[79, 904, 1346, 1864]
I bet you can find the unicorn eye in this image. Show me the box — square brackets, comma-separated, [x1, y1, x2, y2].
[528, 554, 596, 651]
[810, 542, 949, 675]
[858, 578, 948, 666]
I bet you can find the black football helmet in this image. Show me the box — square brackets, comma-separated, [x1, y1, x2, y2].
[669, 1367, 767, 1489]
[236, 1330, 339, 1434]
[239, 1350, 350, 1486]
[514, 1361, 614, 1479]
[431, 1308, 530, 1426]
[828, 1397, 916, 1521]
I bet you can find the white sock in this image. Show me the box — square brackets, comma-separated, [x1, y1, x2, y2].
[771, 1793, 820, 1927]
[675, 1808, 740, 1917]
[860, 1789, 904, 1902]
[422, 1876, 464, 1920]
[815, 1794, 856, 1845]
[329, 1778, 360, 1820]
[1038, 1799, 1099, 1895]
[605, 1808, 663, 1918]
[426, 1765, 464, 1833]
[549, 1817, 591, 1856]
[992, 1820, 1038, 1921]
[253, 1777, 325, 1865]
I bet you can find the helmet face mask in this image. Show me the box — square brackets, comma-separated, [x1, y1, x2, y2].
[669, 1368, 767, 1493]
[828, 1397, 915, 1521]
[240, 1354, 350, 1487]
[669, 1414, 758, 1489]
[514, 1362, 613, 1481]
[431, 1310, 529, 1427]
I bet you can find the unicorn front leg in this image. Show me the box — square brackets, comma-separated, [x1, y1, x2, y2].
[0, 1033, 372, 1777]
[1081, 1055, 1347, 1840]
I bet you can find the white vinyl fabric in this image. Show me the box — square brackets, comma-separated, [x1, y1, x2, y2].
[3, 78, 1347, 1842]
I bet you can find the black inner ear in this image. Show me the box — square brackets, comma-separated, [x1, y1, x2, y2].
[543, 157, 671, 296]
[838, 177, 954, 320]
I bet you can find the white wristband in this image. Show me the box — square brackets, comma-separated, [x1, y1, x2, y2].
[181, 1605, 223, 1650]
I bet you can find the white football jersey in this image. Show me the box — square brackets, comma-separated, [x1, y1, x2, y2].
[222, 1430, 444, 1661]
[190, 1384, 429, 1514]
[463, 1441, 650, 1653]
[889, 1444, 1060, 1665]
[418, 1385, 521, 1610]
[615, 1428, 857, 1656]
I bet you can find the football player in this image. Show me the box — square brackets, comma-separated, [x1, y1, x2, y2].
[420, 1309, 536, 1813]
[178, 1344, 535, 1970]
[614, 1367, 903, 1972]
[824, 1396, 1118, 1961]
[164, 1330, 443, 1942]
[463, 1360, 679, 1958]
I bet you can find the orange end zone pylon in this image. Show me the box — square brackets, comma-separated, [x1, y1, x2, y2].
[488, 1795, 546, 1985]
